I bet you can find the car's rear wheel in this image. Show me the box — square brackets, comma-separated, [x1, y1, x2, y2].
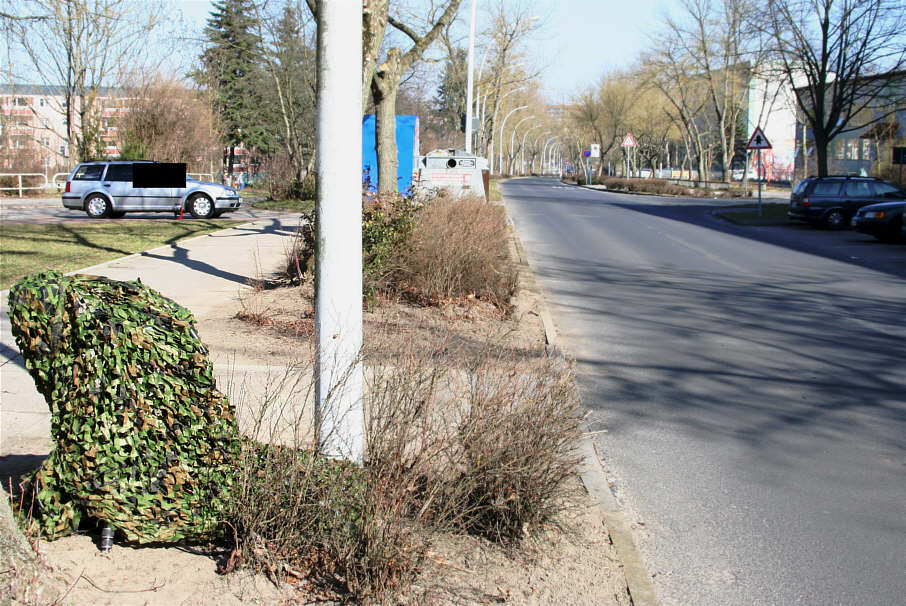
[824, 209, 845, 230]
[85, 194, 111, 218]
[187, 194, 214, 219]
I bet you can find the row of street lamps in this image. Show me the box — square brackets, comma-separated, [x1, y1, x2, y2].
[464, 0, 559, 176]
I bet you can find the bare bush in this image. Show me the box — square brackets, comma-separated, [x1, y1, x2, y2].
[259, 153, 316, 201]
[395, 196, 517, 308]
[227, 335, 582, 601]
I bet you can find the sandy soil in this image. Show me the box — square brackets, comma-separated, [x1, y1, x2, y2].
[3, 276, 631, 605]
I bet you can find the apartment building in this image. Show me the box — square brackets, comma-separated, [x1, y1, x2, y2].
[0, 84, 127, 171]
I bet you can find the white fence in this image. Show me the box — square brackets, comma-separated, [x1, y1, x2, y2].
[0, 173, 72, 197]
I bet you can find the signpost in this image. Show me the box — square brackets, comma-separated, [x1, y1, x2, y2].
[622, 133, 637, 177]
[746, 126, 772, 217]
[583, 149, 591, 185]
[589, 143, 600, 184]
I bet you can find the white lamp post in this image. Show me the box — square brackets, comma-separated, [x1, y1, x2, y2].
[487, 86, 525, 171]
[508, 115, 533, 175]
[315, 0, 363, 463]
[540, 136, 557, 175]
[521, 124, 543, 175]
[498, 105, 527, 175]
[464, 0, 477, 153]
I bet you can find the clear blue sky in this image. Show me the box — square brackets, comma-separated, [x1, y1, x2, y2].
[175, 0, 671, 101]
[532, 0, 668, 101]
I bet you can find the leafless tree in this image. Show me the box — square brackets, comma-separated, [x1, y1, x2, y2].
[4, 0, 162, 161]
[764, 0, 906, 176]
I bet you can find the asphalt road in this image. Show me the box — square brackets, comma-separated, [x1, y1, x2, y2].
[502, 178, 906, 606]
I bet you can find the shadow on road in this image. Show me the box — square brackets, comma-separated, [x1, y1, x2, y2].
[529, 253, 906, 459]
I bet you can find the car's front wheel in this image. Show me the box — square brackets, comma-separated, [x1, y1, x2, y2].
[824, 209, 846, 230]
[85, 194, 111, 218]
[187, 194, 214, 219]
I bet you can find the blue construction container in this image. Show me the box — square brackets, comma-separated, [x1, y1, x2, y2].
[362, 115, 420, 194]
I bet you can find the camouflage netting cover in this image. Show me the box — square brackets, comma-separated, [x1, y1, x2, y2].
[8, 271, 239, 543]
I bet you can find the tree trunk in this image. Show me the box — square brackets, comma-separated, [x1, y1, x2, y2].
[815, 135, 829, 177]
[372, 56, 400, 194]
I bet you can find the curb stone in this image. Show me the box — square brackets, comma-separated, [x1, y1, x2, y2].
[505, 205, 660, 606]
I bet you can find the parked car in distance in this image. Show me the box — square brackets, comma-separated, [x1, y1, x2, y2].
[851, 199, 906, 242]
[62, 161, 242, 219]
[788, 176, 903, 229]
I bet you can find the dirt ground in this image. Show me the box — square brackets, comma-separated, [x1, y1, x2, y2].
[2, 274, 631, 605]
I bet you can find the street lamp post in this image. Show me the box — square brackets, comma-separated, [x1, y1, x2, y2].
[531, 132, 551, 174]
[508, 115, 533, 175]
[521, 124, 543, 175]
[464, 0, 477, 153]
[540, 136, 557, 175]
[487, 87, 525, 171]
[495, 104, 527, 175]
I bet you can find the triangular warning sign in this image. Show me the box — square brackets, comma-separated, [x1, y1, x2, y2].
[746, 127, 772, 150]
[621, 133, 637, 148]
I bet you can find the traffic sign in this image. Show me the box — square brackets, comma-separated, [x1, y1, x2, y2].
[746, 127, 772, 150]
[583, 149, 591, 158]
[590, 143, 601, 158]
[621, 133, 637, 148]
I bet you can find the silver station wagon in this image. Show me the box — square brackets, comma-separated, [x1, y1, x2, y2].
[62, 160, 242, 219]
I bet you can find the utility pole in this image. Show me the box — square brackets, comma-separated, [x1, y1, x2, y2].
[315, 0, 364, 463]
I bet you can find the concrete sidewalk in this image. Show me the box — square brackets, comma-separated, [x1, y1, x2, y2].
[0, 214, 300, 456]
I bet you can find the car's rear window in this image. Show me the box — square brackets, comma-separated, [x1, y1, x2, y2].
[73, 164, 104, 181]
[812, 181, 842, 195]
[873, 182, 901, 196]
[843, 181, 872, 197]
[792, 179, 812, 195]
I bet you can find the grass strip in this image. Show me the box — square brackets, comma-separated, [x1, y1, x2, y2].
[251, 199, 314, 213]
[713, 203, 790, 225]
[0, 220, 243, 290]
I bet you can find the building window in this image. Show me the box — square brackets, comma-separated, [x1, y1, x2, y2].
[42, 137, 50, 146]
[862, 139, 872, 161]
[845, 140, 859, 160]
[42, 119, 49, 129]
[835, 140, 845, 160]
[39, 98, 46, 107]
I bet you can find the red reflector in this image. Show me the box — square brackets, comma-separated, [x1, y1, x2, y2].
[65, 181, 71, 193]
[802, 197, 809, 207]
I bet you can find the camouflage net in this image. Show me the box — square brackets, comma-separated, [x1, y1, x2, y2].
[8, 271, 239, 543]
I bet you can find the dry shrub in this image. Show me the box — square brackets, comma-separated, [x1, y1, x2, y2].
[226, 337, 582, 602]
[438, 352, 582, 541]
[396, 195, 517, 308]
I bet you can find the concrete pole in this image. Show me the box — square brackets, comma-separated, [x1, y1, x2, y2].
[315, 1, 364, 463]
[464, 0, 477, 153]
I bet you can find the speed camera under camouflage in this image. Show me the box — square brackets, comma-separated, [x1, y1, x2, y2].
[8, 271, 238, 543]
